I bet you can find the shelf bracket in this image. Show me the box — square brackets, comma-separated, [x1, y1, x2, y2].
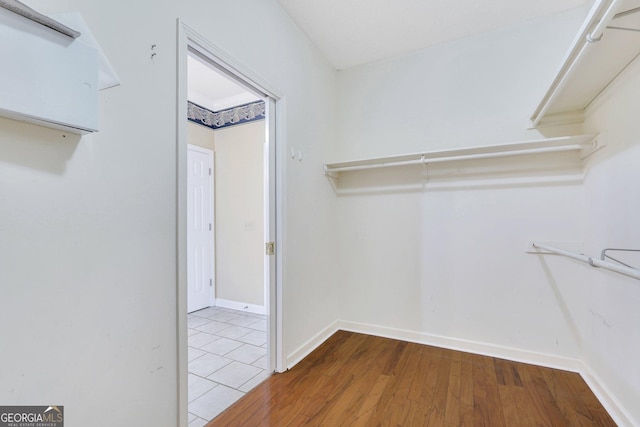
[579, 134, 607, 159]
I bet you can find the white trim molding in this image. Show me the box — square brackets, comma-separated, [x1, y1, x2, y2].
[177, 19, 286, 426]
[214, 298, 266, 315]
[286, 319, 582, 372]
[337, 320, 583, 372]
[286, 320, 340, 369]
[579, 363, 637, 427]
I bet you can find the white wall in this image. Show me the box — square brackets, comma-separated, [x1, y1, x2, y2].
[333, 8, 586, 161]
[0, 0, 338, 426]
[577, 60, 640, 425]
[214, 121, 264, 307]
[332, 9, 590, 362]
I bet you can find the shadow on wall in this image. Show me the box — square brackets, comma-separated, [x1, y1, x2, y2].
[0, 117, 80, 175]
[537, 256, 584, 352]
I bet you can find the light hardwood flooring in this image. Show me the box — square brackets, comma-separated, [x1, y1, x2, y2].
[208, 330, 616, 426]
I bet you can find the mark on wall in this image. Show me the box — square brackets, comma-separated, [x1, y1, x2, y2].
[589, 308, 612, 329]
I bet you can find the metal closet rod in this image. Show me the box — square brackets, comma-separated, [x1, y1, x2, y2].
[325, 144, 584, 174]
[587, 0, 624, 42]
[588, 1, 640, 40]
[531, 0, 624, 126]
[533, 243, 640, 281]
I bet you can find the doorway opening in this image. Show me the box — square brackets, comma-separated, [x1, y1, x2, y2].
[177, 23, 281, 427]
[186, 51, 266, 316]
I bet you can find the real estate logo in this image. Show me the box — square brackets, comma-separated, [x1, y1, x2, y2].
[0, 406, 63, 427]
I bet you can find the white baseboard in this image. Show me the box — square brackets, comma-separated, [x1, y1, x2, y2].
[286, 319, 580, 372]
[286, 320, 339, 369]
[214, 298, 265, 315]
[337, 320, 582, 372]
[579, 363, 636, 427]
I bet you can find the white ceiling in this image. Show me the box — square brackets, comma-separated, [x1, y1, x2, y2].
[188, 54, 261, 112]
[275, 0, 589, 70]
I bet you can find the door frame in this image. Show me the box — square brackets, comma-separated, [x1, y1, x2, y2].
[176, 19, 285, 427]
[186, 144, 214, 312]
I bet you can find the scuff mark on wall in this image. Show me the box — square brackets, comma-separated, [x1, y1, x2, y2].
[589, 308, 612, 329]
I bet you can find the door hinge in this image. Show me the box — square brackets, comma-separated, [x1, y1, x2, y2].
[210, 278, 213, 287]
[209, 167, 212, 176]
[266, 241, 276, 256]
[209, 223, 212, 231]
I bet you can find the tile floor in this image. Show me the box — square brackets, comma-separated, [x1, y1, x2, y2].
[188, 307, 270, 427]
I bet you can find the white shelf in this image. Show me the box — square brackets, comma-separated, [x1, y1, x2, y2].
[324, 135, 601, 176]
[0, 6, 119, 134]
[531, 0, 640, 127]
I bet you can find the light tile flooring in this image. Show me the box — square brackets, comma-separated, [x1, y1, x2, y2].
[188, 307, 270, 427]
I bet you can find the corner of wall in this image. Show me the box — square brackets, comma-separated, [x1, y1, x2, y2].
[580, 362, 638, 427]
[286, 320, 340, 369]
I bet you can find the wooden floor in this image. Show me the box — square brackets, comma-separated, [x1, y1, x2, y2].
[208, 331, 616, 426]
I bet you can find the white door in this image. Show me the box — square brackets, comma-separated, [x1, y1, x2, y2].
[187, 145, 214, 313]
